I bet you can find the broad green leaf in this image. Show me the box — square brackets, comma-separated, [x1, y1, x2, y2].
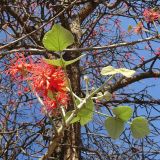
[101, 66, 135, 78]
[78, 99, 94, 126]
[131, 117, 150, 138]
[105, 117, 124, 139]
[44, 54, 85, 67]
[70, 116, 80, 124]
[78, 99, 94, 117]
[112, 106, 133, 122]
[43, 24, 74, 51]
[80, 114, 92, 126]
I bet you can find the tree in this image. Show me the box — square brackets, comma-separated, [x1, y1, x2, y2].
[0, 0, 160, 159]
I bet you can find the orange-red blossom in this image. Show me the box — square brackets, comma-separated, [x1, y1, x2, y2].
[7, 54, 68, 114]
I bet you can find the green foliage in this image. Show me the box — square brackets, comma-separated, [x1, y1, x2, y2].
[104, 106, 149, 139]
[65, 111, 80, 124]
[105, 117, 124, 139]
[44, 54, 85, 67]
[78, 99, 94, 126]
[101, 66, 135, 78]
[65, 99, 94, 126]
[131, 117, 150, 138]
[43, 24, 74, 51]
[42, 24, 149, 140]
[44, 59, 64, 67]
[112, 106, 133, 122]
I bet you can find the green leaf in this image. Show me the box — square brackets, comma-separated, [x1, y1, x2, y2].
[131, 117, 150, 138]
[65, 111, 80, 124]
[101, 66, 135, 78]
[65, 99, 94, 125]
[43, 24, 74, 51]
[64, 99, 94, 125]
[80, 114, 92, 126]
[78, 99, 94, 126]
[112, 106, 133, 122]
[105, 117, 124, 139]
[78, 99, 94, 117]
[44, 54, 85, 67]
[44, 58, 64, 67]
[70, 116, 80, 124]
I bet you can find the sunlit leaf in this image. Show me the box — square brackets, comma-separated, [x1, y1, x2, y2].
[118, 68, 136, 77]
[43, 24, 74, 51]
[105, 117, 124, 139]
[101, 66, 117, 75]
[101, 66, 135, 77]
[131, 117, 150, 138]
[112, 106, 133, 122]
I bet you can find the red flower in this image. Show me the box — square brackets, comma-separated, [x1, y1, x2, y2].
[143, 9, 160, 22]
[28, 59, 68, 112]
[7, 54, 68, 114]
[6, 53, 32, 80]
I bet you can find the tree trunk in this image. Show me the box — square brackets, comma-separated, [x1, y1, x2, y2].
[61, 52, 82, 160]
[50, 48, 82, 160]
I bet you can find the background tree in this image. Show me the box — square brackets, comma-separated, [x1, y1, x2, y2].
[0, 0, 160, 159]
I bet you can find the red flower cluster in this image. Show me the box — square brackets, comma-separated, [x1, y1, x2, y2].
[7, 54, 68, 114]
[7, 54, 32, 80]
[143, 9, 160, 22]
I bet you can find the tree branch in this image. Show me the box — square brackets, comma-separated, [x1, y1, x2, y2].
[1, 34, 160, 55]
